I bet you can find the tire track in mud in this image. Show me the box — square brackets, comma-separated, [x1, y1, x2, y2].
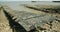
[0, 7, 12, 32]
[24, 5, 60, 14]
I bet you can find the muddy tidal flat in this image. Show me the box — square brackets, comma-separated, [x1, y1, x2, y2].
[0, 1, 60, 32]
